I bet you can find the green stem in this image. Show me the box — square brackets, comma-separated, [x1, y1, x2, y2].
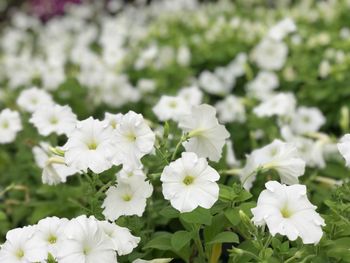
[193, 225, 206, 261]
[171, 134, 188, 160]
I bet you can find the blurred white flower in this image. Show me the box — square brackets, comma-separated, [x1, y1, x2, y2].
[152, 95, 191, 122]
[104, 112, 124, 130]
[253, 93, 296, 118]
[178, 85, 203, 106]
[252, 181, 325, 244]
[179, 104, 230, 162]
[252, 38, 288, 71]
[246, 71, 279, 100]
[30, 104, 77, 136]
[215, 95, 246, 123]
[17, 87, 54, 113]
[338, 134, 350, 167]
[161, 152, 220, 213]
[268, 18, 297, 41]
[290, 106, 325, 135]
[0, 109, 22, 144]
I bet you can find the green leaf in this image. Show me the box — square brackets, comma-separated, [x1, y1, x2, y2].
[207, 231, 239, 245]
[180, 207, 212, 225]
[171, 231, 193, 251]
[224, 208, 240, 226]
[143, 232, 172, 251]
[160, 206, 179, 219]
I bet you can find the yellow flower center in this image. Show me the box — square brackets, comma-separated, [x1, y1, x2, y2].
[122, 194, 132, 201]
[15, 249, 24, 259]
[280, 206, 293, 218]
[48, 234, 57, 244]
[126, 133, 137, 142]
[87, 140, 98, 150]
[183, 175, 195, 185]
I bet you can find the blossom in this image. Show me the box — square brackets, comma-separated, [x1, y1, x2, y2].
[35, 217, 69, 258]
[63, 117, 116, 173]
[251, 181, 325, 244]
[268, 18, 297, 41]
[152, 95, 191, 122]
[98, 221, 140, 256]
[253, 93, 296, 118]
[215, 95, 246, 123]
[0, 226, 47, 263]
[160, 152, 220, 213]
[252, 38, 288, 71]
[104, 112, 123, 130]
[16, 87, 54, 113]
[338, 134, 350, 167]
[178, 85, 203, 106]
[0, 109, 22, 144]
[102, 176, 153, 220]
[246, 71, 279, 100]
[112, 111, 155, 169]
[57, 215, 116, 263]
[240, 139, 305, 190]
[290, 106, 325, 135]
[179, 104, 230, 162]
[33, 142, 78, 185]
[29, 104, 77, 136]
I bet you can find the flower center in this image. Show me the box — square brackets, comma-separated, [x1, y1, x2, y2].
[49, 116, 59, 125]
[270, 147, 278, 157]
[1, 120, 9, 129]
[168, 101, 177, 108]
[280, 206, 293, 218]
[15, 249, 24, 259]
[302, 116, 310, 123]
[122, 194, 132, 201]
[48, 234, 57, 244]
[87, 140, 98, 150]
[110, 120, 117, 129]
[183, 175, 195, 185]
[83, 246, 91, 255]
[126, 133, 137, 142]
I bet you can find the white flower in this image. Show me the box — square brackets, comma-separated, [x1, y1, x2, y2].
[35, 217, 69, 258]
[198, 70, 228, 96]
[63, 117, 116, 174]
[33, 142, 78, 185]
[30, 104, 77, 136]
[17, 87, 54, 113]
[225, 140, 239, 167]
[251, 181, 325, 244]
[0, 226, 47, 263]
[240, 139, 305, 190]
[290, 107, 325, 135]
[137, 79, 156, 93]
[152, 95, 191, 122]
[252, 38, 288, 71]
[102, 176, 153, 220]
[215, 95, 246, 123]
[98, 221, 140, 256]
[0, 109, 22, 144]
[117, 167, 146, 181]
[178, 86, 203, 106]
[57, 215, 116, 263]
[161, 152, 220, 213]
[246, 71, 279, 100]
[177, 45, 191, 66]
[104, 112, 123, 130]
[319, 60, 330, 78]
[179, 104, 230, 162]
[112, 111, 155, 169]
[268, 18, 297, 41]
[253, 93, 296, 118]
[338, 134, 350, 167]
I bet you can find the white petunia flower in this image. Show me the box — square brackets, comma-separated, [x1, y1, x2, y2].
[246, 71, 279, 100]
[198, 70, 229, 96]
[0, 226, 47, 263]
[178, 85, 203, 106]
[240, 139, 305, 190]
[35, 217, 69, 259]
[102, 176, 153, 220]
[338, 134, 350, 167]
[57, 215, 116, 263]
[161, 152, 220, 213]
[251, 181, 325, 244]
[253, 93, 296, 118]
[290, 107, 325, 135]
[104, 112, 124, 130]
[268, 18, 297, 41]
[215, 95, 246, 123]
[16, 87, 54, 113]
[63, 117, 116, 174]
[33, 142, 78, 185]
[0, 109, 22, 144]
[112, 111, 155, 169]
[98, 221, 140, 256]
[179, 104, 230, 162]
[152, 95, 191, 122]
[30, 104, 77, 136]
[252, 38, 288, 71]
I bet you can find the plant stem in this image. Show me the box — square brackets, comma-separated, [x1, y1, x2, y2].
[171, 134, 188, 160]
[193, 225, 206, 261]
